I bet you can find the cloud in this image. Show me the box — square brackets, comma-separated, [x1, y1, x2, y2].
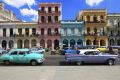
[85, 0, 104, 7]
[3, 0, 36, 8]
[20, 8, 38, 22]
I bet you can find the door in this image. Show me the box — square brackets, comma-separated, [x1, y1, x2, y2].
[18, 51, 27, 63]
[10, 51, 19, 63]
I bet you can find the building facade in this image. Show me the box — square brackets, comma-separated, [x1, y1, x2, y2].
[77, 9, 108, 47]
[61, 20, 84, 48]
[0, 22, 38, 49]
[107, 13, 120, 46]
[38, 3, 62, 50]
[0, 2, 19, 21]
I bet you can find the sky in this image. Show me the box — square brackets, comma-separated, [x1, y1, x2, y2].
[0, 0, 120, 22]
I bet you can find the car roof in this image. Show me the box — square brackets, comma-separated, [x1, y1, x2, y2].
[79, 49, 99, 54]
[10, 49, 29, 52]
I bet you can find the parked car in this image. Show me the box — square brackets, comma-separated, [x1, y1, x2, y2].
[30, 46, 45, 53]
[65, 49, 118, 66]
[61, 47, 79, 55]
[96, 46, 107, 52]
[0, 49, 45, 66]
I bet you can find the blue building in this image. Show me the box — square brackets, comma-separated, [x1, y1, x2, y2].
[60, 20, 84, 48]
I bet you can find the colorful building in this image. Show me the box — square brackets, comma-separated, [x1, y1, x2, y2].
[107, 13, 120, 46]
[61, 20, 84, 48]
[77, 9, 108, 47]
[0, 22, 37, 49]
[38, 3, 62, 50]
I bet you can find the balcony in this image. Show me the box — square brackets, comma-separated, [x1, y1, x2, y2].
[84, 32, 107, 37]
[86, 20, 106, 23]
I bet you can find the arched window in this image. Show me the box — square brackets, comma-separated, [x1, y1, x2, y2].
[86, 40, 91, 45]
[48, 28, 51, 35]
[41, 28, 44, 35]
[63, 39, 68, 48]
[70, 39, 75, 47]
[17, 39, 22, 48]
[100, 40, 105, 46]
[24, 39, 29, 48]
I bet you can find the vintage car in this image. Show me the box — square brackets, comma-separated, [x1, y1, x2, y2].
[96, 46, 107, 52]
[0, 49, 45, 66]
[65, 49, 118, 66]
[30, 46, 45, 53]
[0, 50, 7, 62]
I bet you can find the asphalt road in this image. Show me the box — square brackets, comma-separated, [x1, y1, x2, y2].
[0, 52, 120, 80]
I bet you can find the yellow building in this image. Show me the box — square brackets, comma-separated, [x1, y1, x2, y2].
[77, 9, 108, 47]
[15, 22, 38, 48]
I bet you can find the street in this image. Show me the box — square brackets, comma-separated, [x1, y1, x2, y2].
[0, 52, 120, 80]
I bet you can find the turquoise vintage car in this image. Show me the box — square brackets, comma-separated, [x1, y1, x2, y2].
[0, 49, 44, 66]
[0, 50, 7, 62]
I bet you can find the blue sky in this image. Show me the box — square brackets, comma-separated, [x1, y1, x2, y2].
[1, 0, 120, 22]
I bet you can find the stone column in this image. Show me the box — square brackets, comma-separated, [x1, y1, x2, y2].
[29, 40, 31, 48]
[45, 40, 47, 48]
[29, 28, 32, 36]
[0, 29, 3, 37]
[52, 40, 54, 50]
[6, 28, 10, 37]
[22, 40, 24, 48]
[22, 28, 25, 35]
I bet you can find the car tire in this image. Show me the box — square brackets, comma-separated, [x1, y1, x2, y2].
[30, 60, 37, 66]
[4, 60, 10, 65]
[108, 59, 114, 66]
[76, 61, 82, 66]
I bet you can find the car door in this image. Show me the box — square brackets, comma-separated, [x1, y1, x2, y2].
[10, 51, 19, 63]
[18, 51, 27, 63]
[84, 51, 95, 63]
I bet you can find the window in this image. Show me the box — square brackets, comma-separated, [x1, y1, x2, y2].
[55, 16, 58, 22]
[55, 28, 58, 34]
[41, 28, 44, 35]
[25, 28, 29, 36]
[94, 28, 97, 35]
[11, 51, 17, 55]
[32, 28, 36, 35]
[41, 16, 45, 23]
[87, 27, 90, 35]
[48, 16, 52, 23]
[3, 28, 6, 37]
[48, 7, 52, 13]
[87, 15, 90, 22]
[41, 7, 45, 12]
[93, 15, 97, 22]
[55, 6, 58, 12]
[48, 28, 51, 35]
[84, 51, 94, 55]
[10, 28, 13, 37]
[19, 52, 25, 55]
[18, 28, 22, 35]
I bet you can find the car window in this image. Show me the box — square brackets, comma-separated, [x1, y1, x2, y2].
[11, 51, 18, 55]
[84, 51, 94, 55]
[19, 52, 25, 55]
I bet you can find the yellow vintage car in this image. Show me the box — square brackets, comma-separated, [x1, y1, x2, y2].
[96, 46, 107, 52]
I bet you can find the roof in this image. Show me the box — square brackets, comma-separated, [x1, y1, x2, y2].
[79, 49, 99, 54]
[10, 49, 29, 52]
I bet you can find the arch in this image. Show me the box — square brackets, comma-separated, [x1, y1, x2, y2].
[86, 40, 91, 45]
[93, 40, 98, 45]
[54, 39, 59, 49]
[40, 39, 45, 48]
[47, 40, 52, 48]
[77, 39, 83, 45]
[100, 40, 105, 46]
[17, 39, 22, 48]
[31, 39, 36, 47]
[117, 39, 120, 46]
[9, 40, 14, 48]
[63, 39, 68, 47]
[110, 39, 114, 46]
[70, 39, 75, 47]
[2, 40, 7, 49]
[24, 39, 29, 48]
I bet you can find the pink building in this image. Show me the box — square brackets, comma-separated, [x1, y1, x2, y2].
[38, 3, 62, 50]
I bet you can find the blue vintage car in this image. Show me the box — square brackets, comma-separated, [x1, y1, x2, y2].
[0, 49, 45, 66]
[65, 49, 119, 66]
[0, 50, 7, 62]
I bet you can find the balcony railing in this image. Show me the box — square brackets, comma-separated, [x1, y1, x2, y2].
[84, 33, 107, 36]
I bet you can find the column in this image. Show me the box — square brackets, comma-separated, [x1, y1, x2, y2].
[0, 29, 3, 37]
[29, 40, 31, 48]
[45, 40, 47, 48]
[6, 28, 10, 37]
[14, 40, 17, 48]
[7, 41, 9, 49]
[52, 40, 54, 50]
[22, 40, 24, 48]
[22, 28, 25, 35]
[45, 28, 47, 35]
[29, 28, 32, 36]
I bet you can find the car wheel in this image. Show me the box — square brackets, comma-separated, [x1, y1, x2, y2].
[108, 59, 114, 66]
[76, 61, 82, 66]
[4, 60, 10, 65]
[31, 60, 37, 66]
